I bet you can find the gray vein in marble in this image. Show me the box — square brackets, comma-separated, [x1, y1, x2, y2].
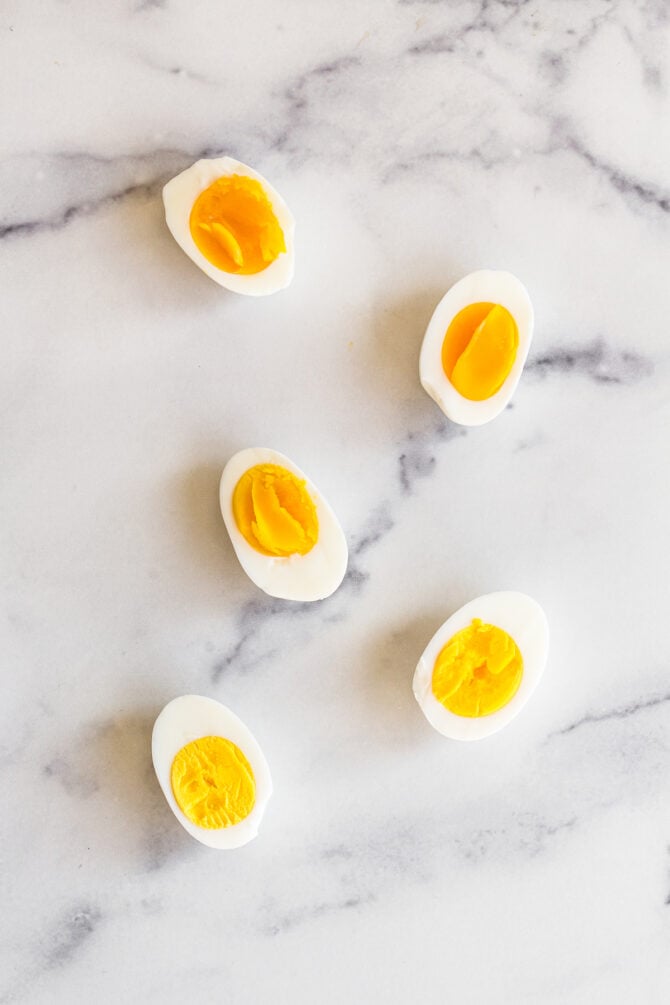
[295, 682, 670, 921]
[350, 503, 395, 558]
[402, 0, 532, 28]
[320, 842, 355, 862]
[211, 595, 312, 682]
[262, 803, 581, 938]
[0, 148, 215, 239]
[565, 136, 670, 215]
[404, 0, 629, 56]
[526, 338, 654, 386]
[44, 904, 102, 970]
[407, 34, 457, 56]
[456, 814, 578, 863]
[549, 690, 670, 739]
[0, 904, 103, 1004]
[0, 176, 159, 240]
[43, 756, 99, 798]
[210, 503, 394, 682]
[387, 128, 670, 218]
[538, 48, 568, 85]
[274, 55, 362, 154]
[399, 416, 465, 494]
[135, 0, 167, 11]
[139, 55, 221, 87]
[398, 6, 669, 218]
[262, 893, 375, 937]
[405, 0, 544, 58]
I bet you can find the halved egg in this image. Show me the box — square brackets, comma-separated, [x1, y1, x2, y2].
[413, 592, 549, 740]
[420, 271, 534, 425]
[152, 695, 272, 849]
[220, 448, 348, 602]
[163, 156, 295, 295]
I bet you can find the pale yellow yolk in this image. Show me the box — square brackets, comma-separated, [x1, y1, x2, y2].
[432, 619, 523, 717]
[442, 302, 518, 400]
[233, 463, 319, 557]
[171, 736, 256, 829]
[189, 174, 286, 275]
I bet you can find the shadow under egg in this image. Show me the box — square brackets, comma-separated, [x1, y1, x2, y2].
[172, 461, 254, 603]
[357, 611, 450, 749]
[87, 711, 194, 871]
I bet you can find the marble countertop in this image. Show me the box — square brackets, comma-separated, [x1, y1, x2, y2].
[2, 2, 670, 1002]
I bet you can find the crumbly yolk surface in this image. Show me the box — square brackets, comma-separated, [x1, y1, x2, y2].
[442, 302, 518, 400]
[189, 174, 286, 274]
[171, 736, 256, 829]
[432, 619, 523, 717]
[233, 463, 319, 557]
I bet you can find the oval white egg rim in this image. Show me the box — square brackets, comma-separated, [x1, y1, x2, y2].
[163, 156, 296, 296]
[412, 591, 549, 740]
[152, 694, 273, 849]
[219, 447, 349, 602]
[419, 270, 534, 427]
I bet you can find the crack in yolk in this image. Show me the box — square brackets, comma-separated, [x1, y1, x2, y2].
[432, 619, 523, 717]
[189, 174, 286, 275]
[171, 736, 256, 829]
[232, 463, 319, 557]
[442, 302, 519, 400]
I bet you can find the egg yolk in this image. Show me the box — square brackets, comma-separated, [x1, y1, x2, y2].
[171, 736, 256, 829]
[189, 174, 286, 275]
[432, 619, 523, 717]
[233, 463, 319, 557]
[442, 302, 518, 400]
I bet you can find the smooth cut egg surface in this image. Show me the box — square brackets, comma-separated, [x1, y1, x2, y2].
[163, 156, 295, 295]
[220, 448, 348, 602]
[413, 592, 549, 740]
[152, 695, 272, 849]
[420, 270, 534, 426]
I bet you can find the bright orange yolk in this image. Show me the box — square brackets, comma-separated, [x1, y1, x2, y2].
[432, 619, 523, 717]
[171, 736, 256, 829]
[189, 174, 286, 274]
[232, 463, 319, 557]
[442, 302, 518, 400]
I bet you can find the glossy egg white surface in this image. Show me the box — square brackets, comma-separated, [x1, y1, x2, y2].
[419, 270, 534, 426]
[152, 695, 272, 849]
[220, 448, 348, 602]
[163, 156, 295, 295]
[413, 592, 549, 740]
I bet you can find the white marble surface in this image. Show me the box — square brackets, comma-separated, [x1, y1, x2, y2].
[2, 1, 670, 1001]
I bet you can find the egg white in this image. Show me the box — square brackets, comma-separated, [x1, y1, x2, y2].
[220, 448, 348, 602]
[413, 592, 549, 740]
[419, 270, 534, 426]
[152, 695, 272, 849]
[163, 156, 295, 296]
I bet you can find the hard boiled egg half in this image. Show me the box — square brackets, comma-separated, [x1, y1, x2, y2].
[413, 592, 549, 740]
[152, 695, 272, 849]
[420, 271, 533, 425]
[220, 448, 348, 602]
[163, 156, 295, 295]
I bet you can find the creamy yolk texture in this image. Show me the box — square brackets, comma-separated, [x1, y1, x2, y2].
[432, 619, 523, 717]
[171, 736, 256, 829]
[189, 174, 286, 274]
[442, 302, 518, 400]
[233, 463, 319, 557]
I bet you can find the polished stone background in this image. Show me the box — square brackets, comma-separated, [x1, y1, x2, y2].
[2, 2, 670, 1001]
